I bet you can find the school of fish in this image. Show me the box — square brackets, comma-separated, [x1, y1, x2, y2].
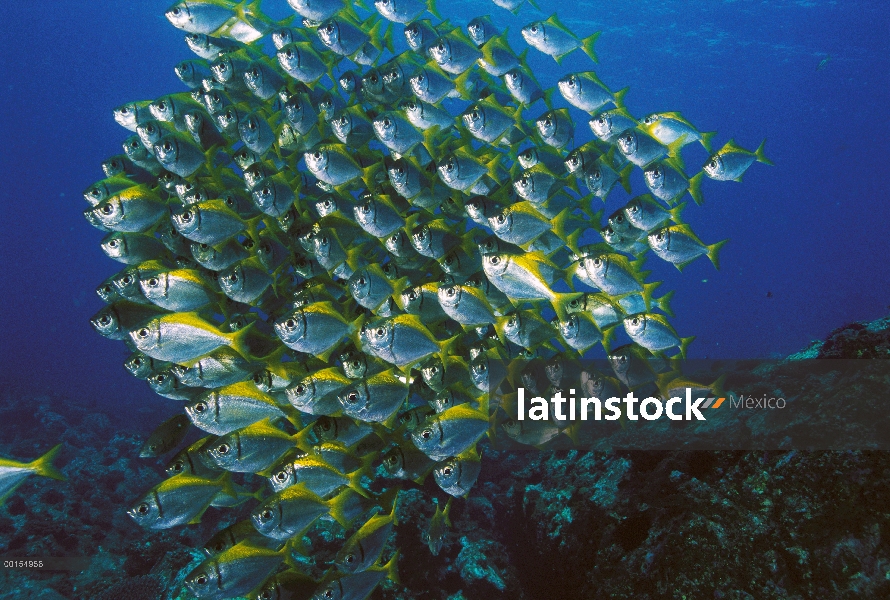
[80, 0, 771, 597]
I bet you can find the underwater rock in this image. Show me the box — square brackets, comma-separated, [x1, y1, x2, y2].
[817, 315, 890, 359]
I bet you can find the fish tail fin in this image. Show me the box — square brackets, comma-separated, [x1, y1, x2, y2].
[619, 163, 633, 193]
[293, 423, 316, 454]
[699, 130, 717, 152]
[581, 31, 601, 63]
[641, 281, 661, 312]
[281, 405, 304, 431]
[346, 470, 371, 499]
[712, 373, 728, 398]
[550, 292, 583, 321]
[563, 421, 580, 446]
[564, 228, 584, 260]
[390, 276, 411, 301]
[549, 207, 574, 245]
[707, 239, 729, 270]
[383, 550, 401, 584]
[327, 489, 357, 528]
[666, 136, 687, 169]
[437, 335, 461, 366]
[678, 336, 695, 359]
[755, 139, 773, 166]
[216, 471, 238, 500]
[654, 290, 675, 318]
[600, 324, 616, 353]
[427, 0, 441, 20]
[383, 22, 396, 54]
[669, 201, 687, 224]
[688, 172, 704, 205]
[349, 313, 367, 349]
[613, 86, 629, 108]
[30, 444, 65, 481]
[526, 0, 541, 10]
[499, 389, 518, 419]
[542, 87, 557, 110]
[442, 497, 453, 527]
[228, 322, 256, 361]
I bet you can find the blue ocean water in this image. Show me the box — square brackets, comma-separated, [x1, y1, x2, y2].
[1, 0, 888, 410]
[0, 2, 888, 599]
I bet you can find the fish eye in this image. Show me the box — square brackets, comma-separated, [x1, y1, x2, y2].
[147, 277, 158, 286]
[437, 43, 445, 52]
[285, 319, 297, 329]
[275, 471, 288, 481]
[508, 316, 516, 326]
[251, 68, 259, 77]
[346, 392, 358, 404]
[158, 102, 166, 110]
[195, 402, 206, 413]
[632, 317, 640, 326]
[490, 256, 500, 265]
[593, 258, 602, 267]
[260, 509, 273, 520]
[136, 503, 149, 514]
[443, 466, 453, 476]
[407, 290, 417, 301]
[568, 75, 576, 87]
[376, 327, 385, 336]
[285, 48, 293, 58]
[421, 428, 432, 439]
[544, 118, 552, 127]
[227, 272, 238, 283]
[137, 328, 149, 338]
[217, 444, 230, 454]
[323, 591, 334, 599]
[709, 160, 718, 168]
[530, 25, 538, 33]
[496, 214, 507, 224]
[171, 7, 181, 15]
[345, 554, 355, 564]
[446, 287, 456, 297]
[171, 462, 183, 473]
[101, 204, 113, 214]
[656, 232, 665, 241]
[99, 315, 111, 325]
[653, 168, 661, 177]
[360, 202, 371, 213]
[313, 151, 322, 159]
[180, 210, 193, 222]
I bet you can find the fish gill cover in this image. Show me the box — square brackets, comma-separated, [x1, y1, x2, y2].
[79, 0, 771, 597]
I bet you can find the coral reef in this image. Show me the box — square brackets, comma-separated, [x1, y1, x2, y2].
[1, 313, 889, 598]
